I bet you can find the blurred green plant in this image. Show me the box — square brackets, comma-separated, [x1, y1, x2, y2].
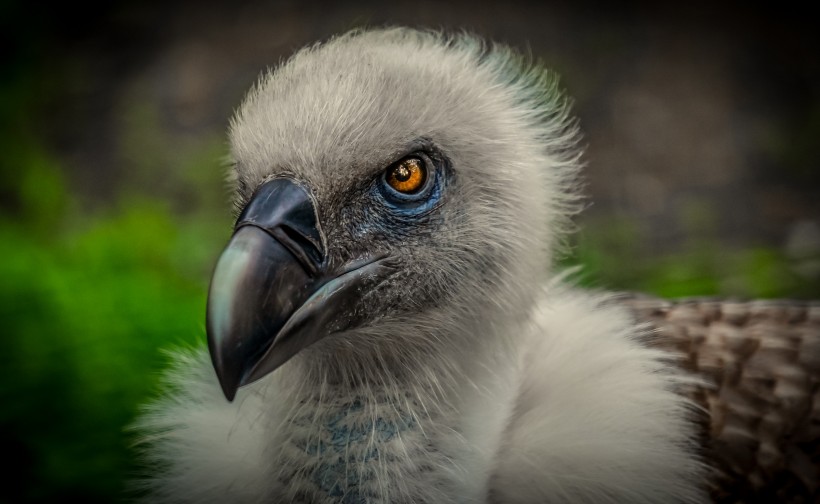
[564, 211, 818, 299]
[0, 168, 230, 502]
[1, 53, 231, 499]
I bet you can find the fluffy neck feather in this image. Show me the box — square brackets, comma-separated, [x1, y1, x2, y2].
[256, 312, 524, 503]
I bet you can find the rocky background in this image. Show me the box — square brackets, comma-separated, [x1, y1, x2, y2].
[1, 0, 818, 501]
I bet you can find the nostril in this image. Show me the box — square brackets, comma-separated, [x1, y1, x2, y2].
[272, 225, 325, 276]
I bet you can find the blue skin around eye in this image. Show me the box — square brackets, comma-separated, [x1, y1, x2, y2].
[374, 164, 445, 219]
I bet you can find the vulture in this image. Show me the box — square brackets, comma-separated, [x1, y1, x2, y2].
[137, 28, 820, 503]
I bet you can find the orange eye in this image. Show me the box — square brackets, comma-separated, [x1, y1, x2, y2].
[385, 157, 426, 194]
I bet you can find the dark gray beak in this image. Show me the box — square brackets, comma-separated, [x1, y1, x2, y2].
[206, 178, 392, 401]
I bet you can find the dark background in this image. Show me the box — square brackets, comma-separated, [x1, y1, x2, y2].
[1, 1, 818, 501]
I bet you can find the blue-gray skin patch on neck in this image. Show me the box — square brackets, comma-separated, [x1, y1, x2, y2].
[292, 398, 417, 502]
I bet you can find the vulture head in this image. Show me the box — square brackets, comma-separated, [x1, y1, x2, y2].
[208, 28, 579, 400]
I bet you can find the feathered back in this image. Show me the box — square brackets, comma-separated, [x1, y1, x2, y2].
[620, 295, 820, 502]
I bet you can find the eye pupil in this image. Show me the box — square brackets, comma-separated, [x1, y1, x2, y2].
[394, 165, 412, 182]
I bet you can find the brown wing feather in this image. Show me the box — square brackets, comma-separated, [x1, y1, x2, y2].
[616, 294, 820, 503]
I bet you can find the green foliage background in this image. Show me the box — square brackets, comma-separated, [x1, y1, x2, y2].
[0, 37, 232, 501]
[1, 9, 817, 504]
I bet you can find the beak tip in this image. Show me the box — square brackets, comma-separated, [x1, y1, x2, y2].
[213, 362, 240, 402]
[221, 383, 238, 402]
[208, 343, 241, 402]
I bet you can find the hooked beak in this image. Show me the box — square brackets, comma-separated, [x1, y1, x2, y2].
[206, 178, 392, 401]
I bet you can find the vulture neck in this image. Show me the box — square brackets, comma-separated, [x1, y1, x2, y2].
[259, 317, 523, 501]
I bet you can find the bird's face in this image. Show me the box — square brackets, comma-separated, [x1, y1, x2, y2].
[207, 30, 576, 400]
